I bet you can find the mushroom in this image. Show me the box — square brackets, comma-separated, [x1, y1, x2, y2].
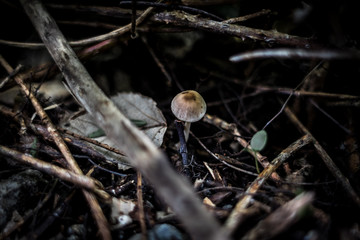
[171, 90, 207, 141]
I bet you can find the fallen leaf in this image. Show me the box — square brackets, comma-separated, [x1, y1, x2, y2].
[61, 92, 167, 169]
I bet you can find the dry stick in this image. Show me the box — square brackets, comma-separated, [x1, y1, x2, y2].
[137, 171, 147, 240]
[152, 11, 318, 48]
[0, 145, 108, 199]
[203, 114, 281, 181]
[224, 134, 313, 234]
[19, 1, 229, 240]
[0, 6, 154, 49]
[223, 9, 271, 24]
[0, 65, 22, 89]
[0, 55, 112, 240]
[59, 127, 126, 156]
[284, 106, 360, 207]
[131, 0, 137, 38]
[254, 85, 360, 100]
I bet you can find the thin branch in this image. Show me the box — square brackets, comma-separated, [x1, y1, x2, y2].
[119, 1, 224, 21]
[223, 9, 271, 24]
[131, 0, 137, 38]
[137, 171, 147, 240]
[141, 35, 173, 86]
[0, 64, 23, 89]
[0, 6, 154, 49]
[194, 66, 360, 101]
[0, 145, 108, 199]
[309, 99, 351, 134]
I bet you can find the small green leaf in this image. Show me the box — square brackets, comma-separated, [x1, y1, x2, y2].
[88, 128, 106, 138]
[130, 119, 147, 127]
[250, 130, 268, 152]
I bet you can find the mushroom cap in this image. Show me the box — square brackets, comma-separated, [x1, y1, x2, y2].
[171, 90, 207, 122]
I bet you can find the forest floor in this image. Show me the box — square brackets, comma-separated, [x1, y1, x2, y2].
[0, 1, 360, 240]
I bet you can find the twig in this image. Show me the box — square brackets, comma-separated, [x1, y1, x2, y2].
[131, 0, 137, 38]
[18, 1, 229, 239]
[284, 106, 360, 207]
[253, 85, 360, 100]
[229, 48, 360, 62]
[224, 134, 312, 234]
[152, 11, 318, 48]
[120, 1, 224, 21]
[141, 36, 173, 86]
[262, 94, 293, 130]
[0, 5, 154, 48]
[218, 87, 249, 134]
[137, 171, 147, 240]
[309, 99, 351, 134]
[223, 9, 271, 24]
[0, 64, 23, 89]
[0, 145, 108, 199]
[194, 66, 360, 101]
[59, 127, 126, 156]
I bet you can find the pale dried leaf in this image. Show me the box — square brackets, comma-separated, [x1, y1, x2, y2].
[111, 92, 167, 147]
[61, 92, 167, 169]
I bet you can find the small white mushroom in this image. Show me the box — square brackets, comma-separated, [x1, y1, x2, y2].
[171, 90, 207, 141]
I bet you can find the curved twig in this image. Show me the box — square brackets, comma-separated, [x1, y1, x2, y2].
[230, 48, 360, 62]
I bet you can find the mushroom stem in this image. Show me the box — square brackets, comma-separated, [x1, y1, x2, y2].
[184, 121, 191, 142]
[175, 120, 189, 166]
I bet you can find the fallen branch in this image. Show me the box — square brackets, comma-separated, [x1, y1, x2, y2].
[152, 10, 318, 48]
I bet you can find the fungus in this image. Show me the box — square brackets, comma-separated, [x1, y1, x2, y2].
[171, 90, 207, 141]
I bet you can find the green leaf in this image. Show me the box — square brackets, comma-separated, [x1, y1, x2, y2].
[130, 119, 147, 127]
[88, 128, 105, 138]
[250, 130, 268, 152]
